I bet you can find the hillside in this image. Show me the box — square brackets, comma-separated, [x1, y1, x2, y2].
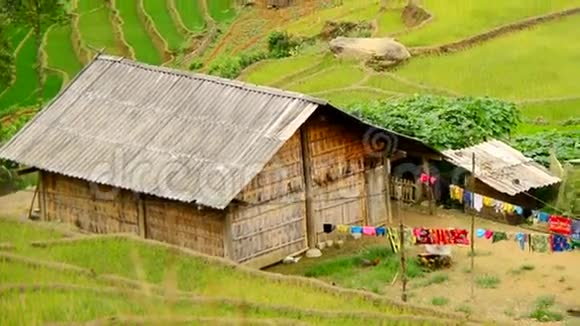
[0, 1, 578, 158]
[0, 217, 464, 325]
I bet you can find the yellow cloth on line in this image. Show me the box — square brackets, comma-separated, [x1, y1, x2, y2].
[336, 224, 349, 233]
[483, 196, 493, 207]
[503, 203, 514, 214]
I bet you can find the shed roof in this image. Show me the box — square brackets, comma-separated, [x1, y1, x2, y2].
[443, 140, 560, 196]
[0, 55, 439, 209]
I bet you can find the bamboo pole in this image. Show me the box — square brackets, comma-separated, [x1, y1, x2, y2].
[27, 181, 39, 220]
[398, 187, 407, 302]
[470, 153, 476, 300]
[300, 126, 316, 249]
[422, 157, 433, 215]
[384, 154, 393, 224]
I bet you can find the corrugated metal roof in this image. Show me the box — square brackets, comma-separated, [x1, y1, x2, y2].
[443, 140, 561, 196]
[0, 55, 440, 209]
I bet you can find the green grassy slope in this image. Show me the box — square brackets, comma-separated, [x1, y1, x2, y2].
[77, 0, 121, 56]
[207, 0, 236, 23]
[0, 218, 454, 325]
[142, 0, 185, 51]
[396, 14, 580, 100]
[173, 0, 205, 31]
[400, 0, 580, 46]
[115, 0, 162, 65]
[0, 33, 38, 109]
[45, 24, 83, 79]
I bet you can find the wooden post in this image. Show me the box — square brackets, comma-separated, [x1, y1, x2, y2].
[470, 153, 476, 300]
[300, 126, 316, 249]
[224, 205, 234, 260]
[137, 195, 147, 238]
[38, 172, 47, 220]
[383, 154, 393, 224]
[422, 157, 434, 215]
[27, 183, 39, 220]
[398, 190, 407, 302]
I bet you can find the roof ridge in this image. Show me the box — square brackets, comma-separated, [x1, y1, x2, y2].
[96, 55, 328, 106]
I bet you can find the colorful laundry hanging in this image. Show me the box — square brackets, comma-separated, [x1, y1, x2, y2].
[350, 226, 363, 234]
[473, 194, 483, 212]
[420, 173, 437, 185]
[336, 224, 349, 233]
[549, 215, 572, 235]
[323, 224, 335, 233]
[375, 227, 386, 236]
[411, 228, 469, 245]
[530, 234, 550, 253]
[362, 226, 376, 236]
[537, 212, 550, 223]
[515, 232, 526, 250]
[551, 234, 572, 252]
[492, 231, 508, 243]
[483, 196, 493, 207]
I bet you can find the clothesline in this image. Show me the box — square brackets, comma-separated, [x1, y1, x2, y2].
[321, 223, 579, 253]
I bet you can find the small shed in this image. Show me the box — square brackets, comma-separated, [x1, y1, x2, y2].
[0, 56, 440, 268]
[443, 140, 561, 222]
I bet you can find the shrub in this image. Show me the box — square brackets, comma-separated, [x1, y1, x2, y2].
[475, 275, 500, 289]
[268, 31, 299, 59]
[529, 295, 563, 322]
[189, 60, 203, 71]
[207, 51, 268, 79]
[431, 296, 449, 306]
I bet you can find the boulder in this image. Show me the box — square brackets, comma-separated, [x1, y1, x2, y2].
[329, 37, 410, 62]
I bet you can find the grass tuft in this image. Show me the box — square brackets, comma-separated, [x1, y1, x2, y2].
[431, 297, 449, 306]
[529, 295, 563, 322]
[475, 275, 500, 289]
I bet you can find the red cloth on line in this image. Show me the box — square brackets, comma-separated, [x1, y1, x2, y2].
[549, 215, 572, 235]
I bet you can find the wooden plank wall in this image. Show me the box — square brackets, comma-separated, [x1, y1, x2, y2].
[305, 112, 368, 242]
[365, 166, 387, 226]
[229, 132, 307, 267]
[43, 172, 139, 234]
[145, 197, 225, 257]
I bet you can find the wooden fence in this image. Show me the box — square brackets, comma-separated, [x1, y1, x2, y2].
[390, 177, 418, 203]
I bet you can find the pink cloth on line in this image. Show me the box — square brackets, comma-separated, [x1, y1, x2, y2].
[362, 226, 376, 235]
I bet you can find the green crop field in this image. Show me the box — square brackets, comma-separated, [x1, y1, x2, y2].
[0, 33, 38, 109]
[173, 0, 205, 31]
[142, 0, 185, 51]
[207, 0, 236, 23]
[0, 218, 455, 325]
[399, 0, 580, 46]
[115, 0, 162, 65]
[45, 24, 83, 79]
[77, 0, 121, 56]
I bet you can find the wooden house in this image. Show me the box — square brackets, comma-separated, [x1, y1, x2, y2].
[0, 56, 440, 268]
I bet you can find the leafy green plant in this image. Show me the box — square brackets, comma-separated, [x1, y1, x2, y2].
[475, 275, 500, 289]
[208, 51, 268, 79]
[512, 131, 580, 166]
[188, 60, 203, 71]
[431, 296, 449, 306]
[348, 95, 520, 150]
[268, 31, 299, 59]
[529, 295, 563, 322]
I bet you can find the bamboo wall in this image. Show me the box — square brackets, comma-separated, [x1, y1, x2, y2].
[145, 197, 225, 257]
[42, 172, 225, 257]
[229, 132, 307, 267]
[43, 172, 139, 234]
[305, 112, 368, 241]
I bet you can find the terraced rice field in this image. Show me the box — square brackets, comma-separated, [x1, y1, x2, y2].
[45, 25, 83, 79]
[0, 33, 39, 109]
[115, 0, 162, 65]
[207, 0, 236, 23]
[142, 0, 186, 51]
[173, 0, 205, 31]
[399, 0, 580, 46]
[77, 0, 121, 56]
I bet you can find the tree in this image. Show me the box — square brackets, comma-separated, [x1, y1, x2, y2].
[0, 23, 13, 89]
[0, 0, 67, 107]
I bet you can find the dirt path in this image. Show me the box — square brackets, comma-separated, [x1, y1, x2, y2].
[0, 190, 34, 219]
[269, 208, 580, 324]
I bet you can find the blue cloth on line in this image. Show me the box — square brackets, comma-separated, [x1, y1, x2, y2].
[463, 191, 473, 207]
[515, 232, 526, 250]
[551, 234, 571, 252]
[350, 226, 362, 234]
[538, 212, 550, 223]
[514, 206, 523, 215]
[375, 227, 386, 236]
[476, 228, 486, 238]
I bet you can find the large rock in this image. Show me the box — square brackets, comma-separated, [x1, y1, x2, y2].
[329, 37, 411, 62]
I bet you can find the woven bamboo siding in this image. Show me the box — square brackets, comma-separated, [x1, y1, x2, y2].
[43, 172, 139, 234]
[229, 132, 307, 267]
[145, 197, 225, 257]
[306, 113, 368, 241]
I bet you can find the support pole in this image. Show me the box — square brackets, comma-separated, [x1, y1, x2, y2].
[383, 154, 393, 224]
[422, 157, 434, 215]
[300, 126, 318, 253]
[27, 181, 39, 220]
[137, 196, 147, 238]
[38, 172, 47, 221]
[397, 189, 407, 302]
[470, 153, 476, 300]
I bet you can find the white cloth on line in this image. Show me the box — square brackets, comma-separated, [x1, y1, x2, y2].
[473, 193, 483, 212]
